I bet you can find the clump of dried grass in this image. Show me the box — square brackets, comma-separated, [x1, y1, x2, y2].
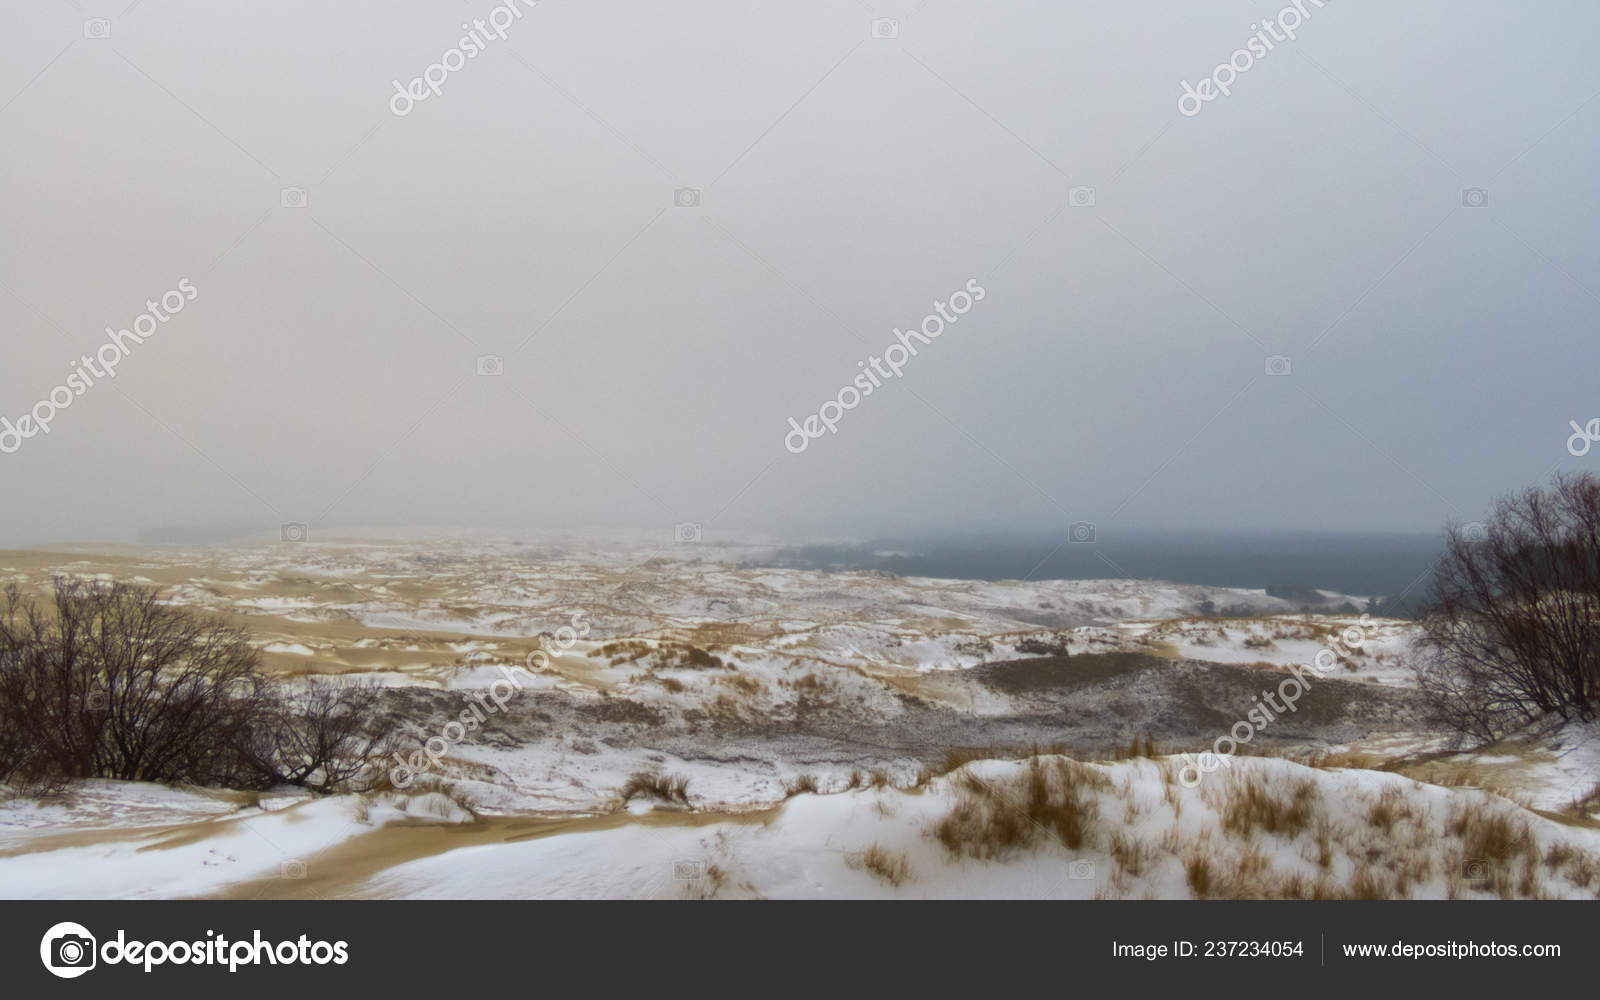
[783, 773, 819, 797]
[847, 844, 914, 887]
[620, 771, 691, 807]
[1445, 799, 1540, 897]
[1220, 773, 1320, 838]
[932, 757, 1110, 859]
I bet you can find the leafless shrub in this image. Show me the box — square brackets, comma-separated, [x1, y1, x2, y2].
[0, 579, 268, 787]
[0, 579, 398, 793]
[239, 679, 399, 793]
[1416, 474, 1600, 742]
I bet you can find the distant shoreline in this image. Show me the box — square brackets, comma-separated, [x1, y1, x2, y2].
[748, 531, 1443, 600]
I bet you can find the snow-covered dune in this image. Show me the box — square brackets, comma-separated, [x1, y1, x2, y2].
[6, 758, 1597, 900]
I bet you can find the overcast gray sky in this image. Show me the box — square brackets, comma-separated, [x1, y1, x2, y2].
[2, 0, 1597, 547]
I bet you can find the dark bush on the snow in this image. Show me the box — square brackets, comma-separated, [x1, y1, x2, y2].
[1416, 474, 1600, 742]
[0, 578, 393, 792]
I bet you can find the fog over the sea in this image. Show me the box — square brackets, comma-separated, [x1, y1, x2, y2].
[2, 0, 1597, 547]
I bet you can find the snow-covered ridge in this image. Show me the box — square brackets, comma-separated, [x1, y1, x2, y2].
[4, 757, 1596, 899]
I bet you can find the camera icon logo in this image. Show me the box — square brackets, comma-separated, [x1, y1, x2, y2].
[674, 860, 704, 880]
[83, 18, 111, 39]
[280, 859, 308, 879]
[85, 688, 109, 712]
[1069, 521, 1096, 544]
[40, 922, 97, 979]
[675, 522, 703, 544]
[1462, 858, 1489, 881]
[1068, 185, 1096, 208]
[1461, 187, 1489, 208]
[281, 522, 309, 543]
[673, 187, 701, 208]
[280, 186, 309, 209]
[476, 354, 505, 376]
[1265, 355, 1292, 377]
[871, 17, 900, 39]
[1068, 859, 1096, 880]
